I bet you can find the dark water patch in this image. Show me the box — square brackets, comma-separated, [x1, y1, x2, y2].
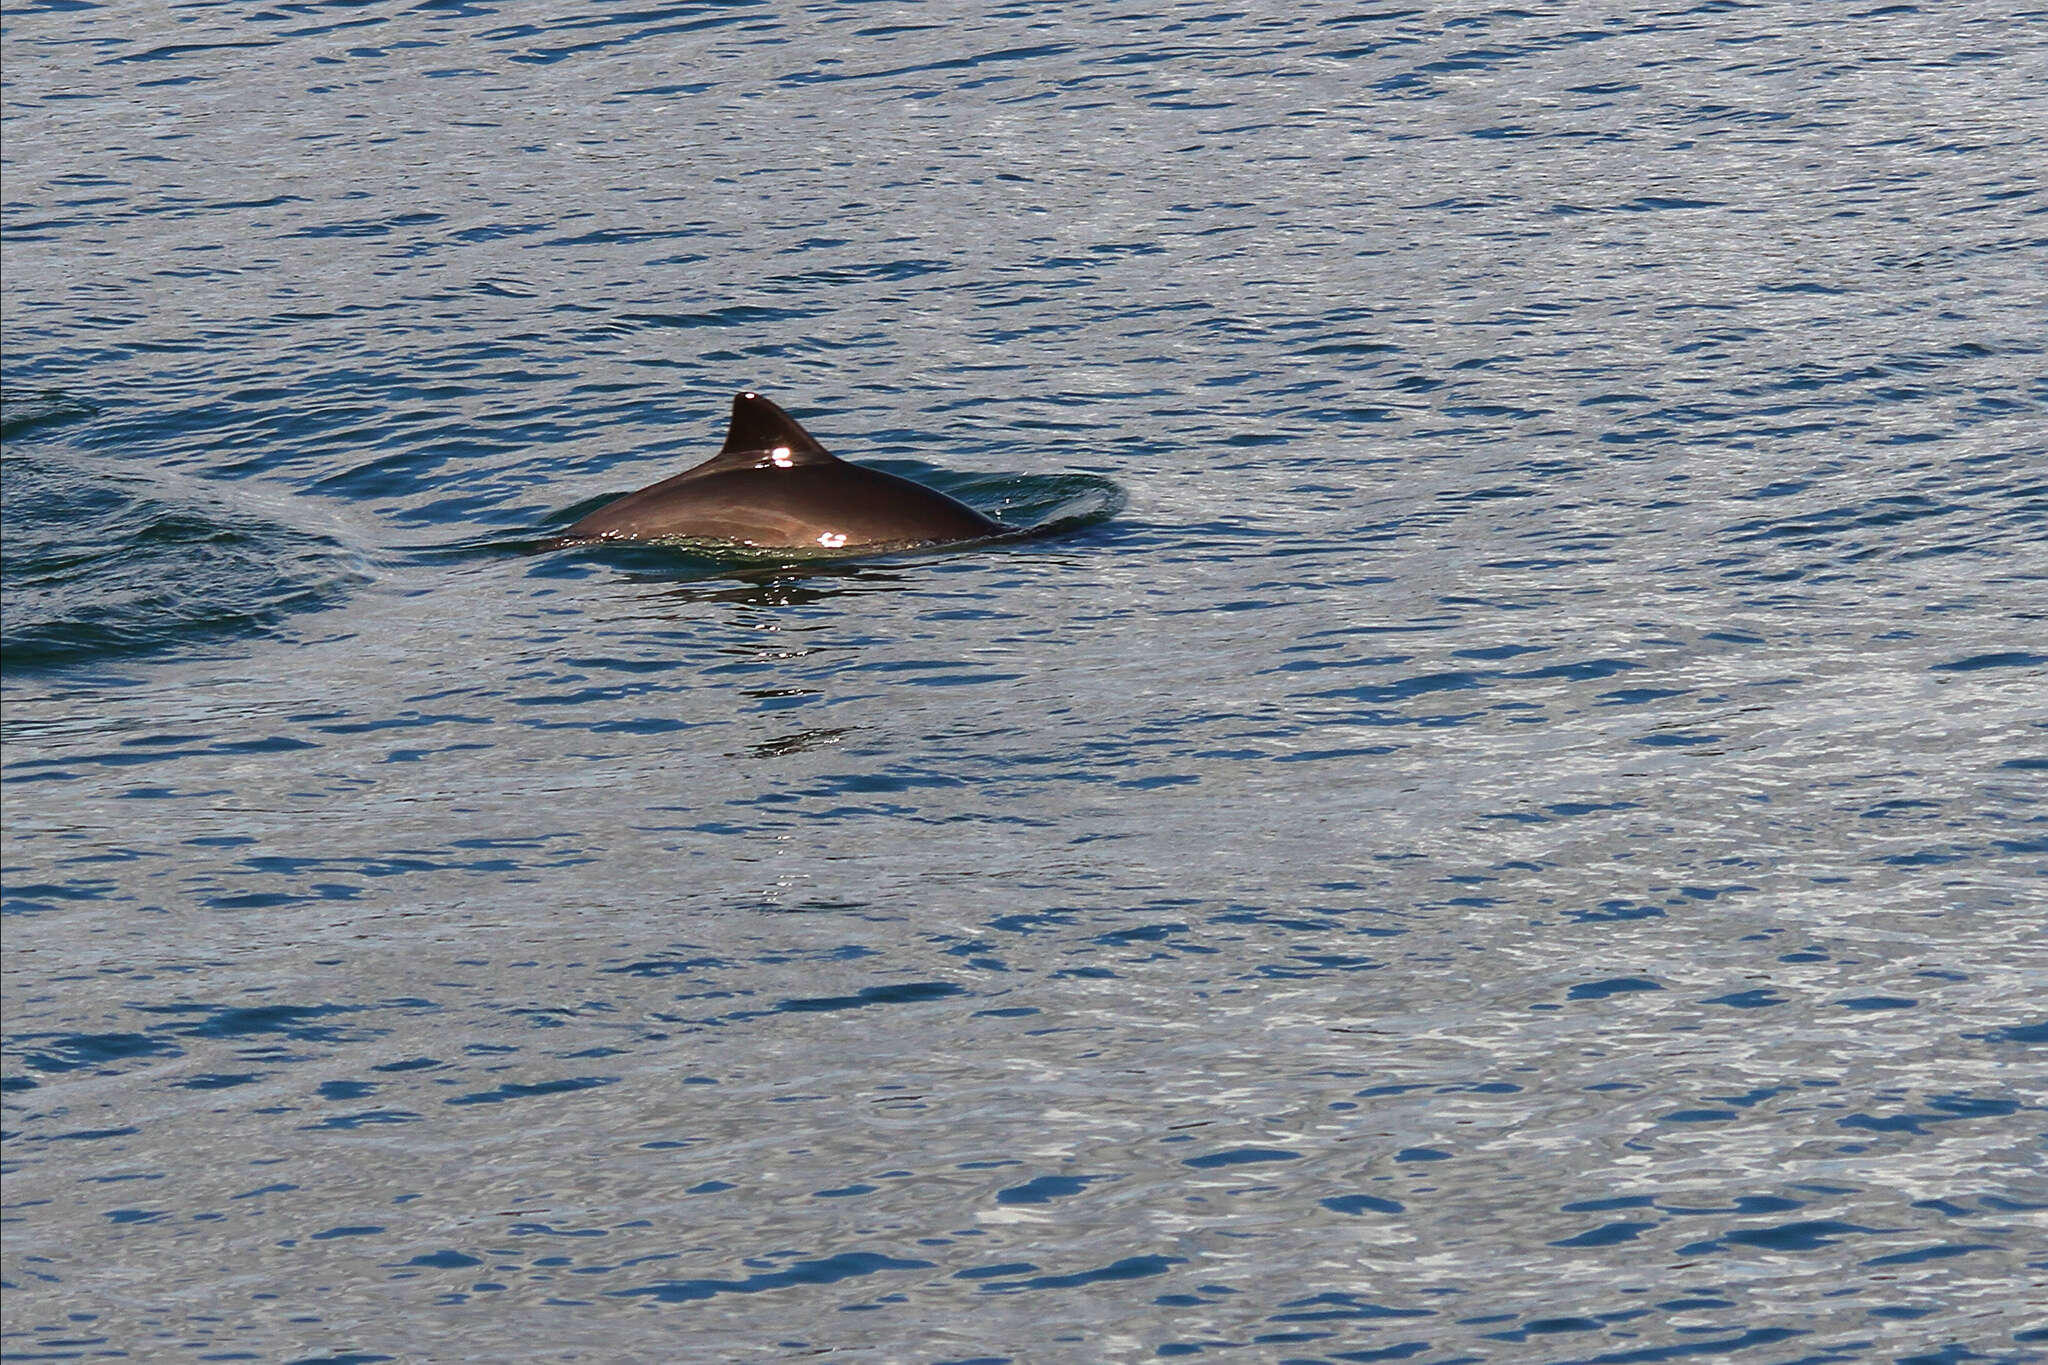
[1930, 652, 2047, 673]
[1480, 1314, 1607, 1342]
[0, 1002, 419, 1083]
[1270, 1293, 1436, 1323]
[9, 1031, 182, 1074]
[610, 1250, 937, 1303]
[812, 1182, 876, 1198]
[1837, 1093, 2020, 1136]
[1322, 1194, 1404, 1216]
[603, 955, 731, 978]
[104, 38, 281, 65]
[317, 1079, 377, 1101]
[1566, 977, 1663, 1002]
[1549, 1326, 1807, 1359]
[1978, 1019, 2047, 1045]
[1564, 900, 1663, 925]
[613, 303, 825, 329]
[179, 1072, 264, 1090]
[1394, 1148, 1450, 1163]
[976, 1254, 1184, 1293]
[767, 257, 954, 289]
[773, 980, 966, 1013]
[1681, 1220, 1881, 1256]
[1182, 1146, 1300, 1169]
[1664, 1195, 1810, 1221]
[1, 388, 98, 438]
[5, 734, 321, 776]
[1634, 731, 1722, 749]
[500, 6, 768, 67]
[1, 880, 116, 917]
[1703, 989, 1785, 1009]
[134, 1002, 369, 1043]
[401, 1249, 483, 1269]
[1310, 670, 1487, 705]
[20, 1125, 142, 1143]
[104, 1207, 169, 1225]
[1598, 687, 1688, 706]
[443, 1076, 616, 1106]
[1551, 1221, 1657, 1248]
[954, 1261, 1036, 1281]
[996, 1174, 1111, 1205]
[371, 1056, 445, 1073]
[1092, 921, 1186, 947]
[1861, 1243, 2002, 1268]
[288, 211, 446, 240]
[308, 1224, 385, 1240]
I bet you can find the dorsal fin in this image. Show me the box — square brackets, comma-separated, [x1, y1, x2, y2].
[718, 391, 837, 464]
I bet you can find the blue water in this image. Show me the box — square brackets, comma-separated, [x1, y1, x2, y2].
[4, 2, 2046, 1362]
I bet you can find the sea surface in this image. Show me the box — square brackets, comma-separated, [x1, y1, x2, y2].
[3, 2, 2045, 1362]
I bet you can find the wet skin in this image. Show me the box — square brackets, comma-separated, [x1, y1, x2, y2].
[565, 392, 1007, 551]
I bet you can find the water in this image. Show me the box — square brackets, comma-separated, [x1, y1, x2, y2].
[4, 1, 2045, 1361]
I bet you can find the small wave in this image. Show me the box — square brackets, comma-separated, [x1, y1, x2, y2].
[0, 447, 367, 673]
[941, 467, 1129, 541]
[0, 388, 98, 440]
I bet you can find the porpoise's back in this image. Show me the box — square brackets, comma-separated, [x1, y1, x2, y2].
[565, 392, 1006, 551]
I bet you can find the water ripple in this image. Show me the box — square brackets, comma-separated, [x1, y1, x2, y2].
[5, 2, 2044, 1361]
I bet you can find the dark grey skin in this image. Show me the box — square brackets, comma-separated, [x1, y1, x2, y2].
[563, 392, 1008, 551]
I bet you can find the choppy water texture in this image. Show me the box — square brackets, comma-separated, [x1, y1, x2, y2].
[4, 1, 2046, 1361]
